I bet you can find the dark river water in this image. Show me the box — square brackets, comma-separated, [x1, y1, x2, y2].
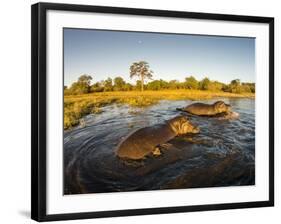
[64, 98, 255, 194]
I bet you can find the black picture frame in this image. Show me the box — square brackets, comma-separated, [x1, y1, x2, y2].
[31, 2, 274, 222]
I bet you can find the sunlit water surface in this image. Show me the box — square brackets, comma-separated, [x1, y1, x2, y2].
[64, 98, 255, 194]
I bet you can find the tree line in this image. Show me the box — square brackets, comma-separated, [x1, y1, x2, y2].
[64, 61, 255, 95]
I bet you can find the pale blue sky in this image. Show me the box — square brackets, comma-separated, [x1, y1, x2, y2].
[64, 28, 255, 87]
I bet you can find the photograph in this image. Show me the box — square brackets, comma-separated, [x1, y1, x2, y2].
[63, 28, 256, 195]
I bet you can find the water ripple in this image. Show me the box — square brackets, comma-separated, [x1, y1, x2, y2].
[64, 98, 255, 194]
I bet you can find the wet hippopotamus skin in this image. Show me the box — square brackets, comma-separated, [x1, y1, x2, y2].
[116, 115, 200, 160]
[180, 101, 232, 116]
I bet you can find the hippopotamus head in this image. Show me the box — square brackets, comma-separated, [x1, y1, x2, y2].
[168, 115, 200, 135]
[214, 101, 231, 113]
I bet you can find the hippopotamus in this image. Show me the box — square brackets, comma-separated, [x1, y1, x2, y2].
[116, 115, 200, 160]
[179, 101, 232, 116]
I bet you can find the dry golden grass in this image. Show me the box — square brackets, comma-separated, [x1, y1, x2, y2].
[64, 90, 254, 129]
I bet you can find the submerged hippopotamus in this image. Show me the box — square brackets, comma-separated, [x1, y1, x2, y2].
[179, 101, 231, 116]
[116, 115, 200, 160]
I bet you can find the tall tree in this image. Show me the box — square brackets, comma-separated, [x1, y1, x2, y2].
[185, 76, 199, 89]
[68, 74, 93, 95]
[228, 79, 242, 93]
[199, 77, 211, 90]
[230, 79, 241, 86]
[104, 77, 113, 91]
[78, 74, 93, 85]
[130, 61, 153, 91]
[114, 76, 126, 91]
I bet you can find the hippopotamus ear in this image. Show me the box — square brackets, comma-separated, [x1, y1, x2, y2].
[179, 115, 191, 124]
[169, 115, 188, 123]
[215, 101, 225, 109]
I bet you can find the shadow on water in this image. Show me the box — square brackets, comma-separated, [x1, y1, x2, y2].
[64, 98, 255, 194]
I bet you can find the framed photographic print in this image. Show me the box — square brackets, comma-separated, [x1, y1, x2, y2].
[31, 2, 274, 222]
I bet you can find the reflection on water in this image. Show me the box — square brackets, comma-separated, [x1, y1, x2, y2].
[64, 98, 255, 194]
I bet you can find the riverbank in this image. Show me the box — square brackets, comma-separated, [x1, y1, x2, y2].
[64, 90, 254, 129]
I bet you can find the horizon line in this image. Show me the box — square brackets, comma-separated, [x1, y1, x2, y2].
[64, 74, 255, 87]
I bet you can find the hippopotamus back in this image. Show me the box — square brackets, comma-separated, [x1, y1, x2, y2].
[183, 101, 231, 116]
[184, 103, 217, 116]
[116, 123, 176, 160]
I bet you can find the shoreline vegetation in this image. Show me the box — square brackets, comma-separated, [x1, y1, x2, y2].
[64, 61, 255, 130]
[64, 90, 254, 130]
